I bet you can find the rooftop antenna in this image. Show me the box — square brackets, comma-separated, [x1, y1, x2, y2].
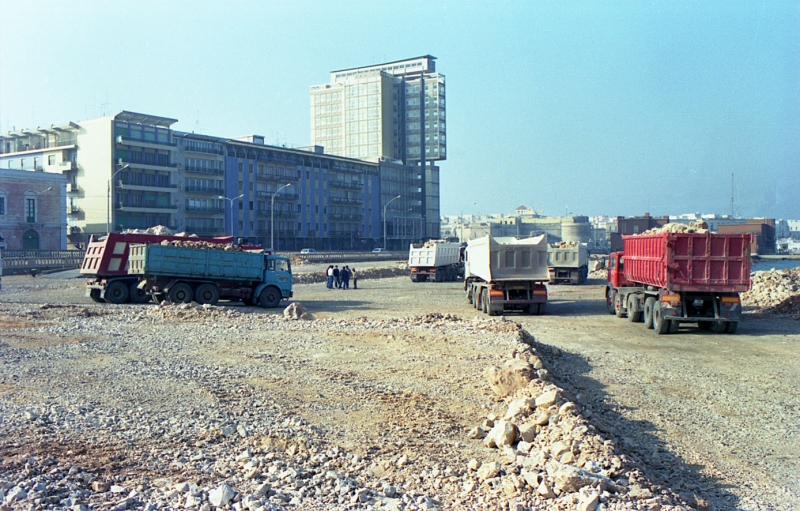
[730, 172, 735, 217]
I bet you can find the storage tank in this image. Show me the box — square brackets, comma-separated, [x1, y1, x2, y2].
[561, 217, 591, 243]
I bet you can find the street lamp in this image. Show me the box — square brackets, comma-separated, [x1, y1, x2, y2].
[107, 164, 129, 234]
[218, 194, 244, 237]
[271, 183, 293, 252]
[383, 195, 401, 251]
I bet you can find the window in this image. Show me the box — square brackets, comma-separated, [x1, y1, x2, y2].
[0, 196, 5, 216]
[48, 155, 56, 165]
[26, 198, 36, 222]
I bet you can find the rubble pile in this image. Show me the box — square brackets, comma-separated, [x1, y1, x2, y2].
[642, 221, 708, 235]
[293, 266, 408, 285]
[465, 335, 695, 510]
[742, 267, 800, 314]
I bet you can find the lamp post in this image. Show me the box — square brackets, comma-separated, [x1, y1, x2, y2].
[383, 195, 401, 251]
[271, 183, 292, 251]
[218, 194, 244, 237]
[107, 163, 129, 234]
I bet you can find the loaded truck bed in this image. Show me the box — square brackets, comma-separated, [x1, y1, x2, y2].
[606, 231, 752, 334]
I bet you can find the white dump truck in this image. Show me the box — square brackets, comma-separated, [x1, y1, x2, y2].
[464, 235, 550, 315]
[548, 241, 589, 284]
[408, 240, 463, 282]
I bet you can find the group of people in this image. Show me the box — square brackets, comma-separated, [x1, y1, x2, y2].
[326, 265, 357, 290]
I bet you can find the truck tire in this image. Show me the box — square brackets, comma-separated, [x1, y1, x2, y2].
[168, 283, 193, 304]
[105, 281, 130, 304]
[615, 293, 627, 318]
[89, 289, 105, 303]
[195, 284, 220, 306]
[627, 295, 642, 322]
[129, 283, 151, 304]
[538, 302, 547, 315]
[606, 290, 617, 315]
[643, 297, 656, 329]
[653, 301, 670, 334]
[259, 286, 282, 308]
[726, 321, 739, 334]
[481, 289, 489, 314]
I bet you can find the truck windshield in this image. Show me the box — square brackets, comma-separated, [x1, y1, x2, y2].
[276, 259, 290, 273]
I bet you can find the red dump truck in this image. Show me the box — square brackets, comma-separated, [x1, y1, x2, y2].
[80, 232, 241, 304]
[606, 231, 752, 334]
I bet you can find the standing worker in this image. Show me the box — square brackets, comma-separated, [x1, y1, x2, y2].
[326, 265, 334, 289]
[351, 267, 358, 289]
[341, 266, 351, 289]
[333, 265, 341, 289]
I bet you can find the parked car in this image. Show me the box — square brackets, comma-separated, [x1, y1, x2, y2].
[372, 248, 387, 253]
[300, 248, 317, 254]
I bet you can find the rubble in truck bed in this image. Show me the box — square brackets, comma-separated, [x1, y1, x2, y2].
[641, 221, 709, 235]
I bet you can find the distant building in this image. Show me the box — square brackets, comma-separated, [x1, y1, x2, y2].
[0, 111, 428, 251]
[0, 168, 66, 250]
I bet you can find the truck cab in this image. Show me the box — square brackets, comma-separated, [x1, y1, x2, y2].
[607, 251, 632, 289]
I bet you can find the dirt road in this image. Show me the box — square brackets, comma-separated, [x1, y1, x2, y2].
[0, 272, 797, 510]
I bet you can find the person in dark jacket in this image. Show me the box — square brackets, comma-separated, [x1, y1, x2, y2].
[341, 266, 351, 289]
[333, 265, 341, 288]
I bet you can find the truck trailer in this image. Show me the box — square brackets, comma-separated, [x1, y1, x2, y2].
[128, 243, 292, 307]
[408, 240, 463, 282]
[548, 242, 589, 284]
[464, 235, 550, 315]
[80, 232, 243, 304]
[606, 231, 752, 334]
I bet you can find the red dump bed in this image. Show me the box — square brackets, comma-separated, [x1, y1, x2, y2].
[622, 232, 752, 292]
[80, 233, 235, 278]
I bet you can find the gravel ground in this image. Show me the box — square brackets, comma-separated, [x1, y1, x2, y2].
[0, 270, 798, 510]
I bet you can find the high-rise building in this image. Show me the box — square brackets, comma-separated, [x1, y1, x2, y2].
[310, 56, 445, 239]
[310, 55, 446, 164]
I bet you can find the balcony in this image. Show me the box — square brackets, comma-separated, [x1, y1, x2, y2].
[118, 202, 177, 213]
[118, 180, 177, 192]
[185, 185, 225, 195]
[184, 165, 224, 176]
[184, 145, 223, 156]
[255, 172, 299, 183]
[330, 213, 364, 221]
[116, 135, 177, 150]
[67, 183, 79, 193]
[67, 205, 80, 215]
[256, 190, 299, 200]
[122, 160, 178, 172]
[257, 209, 296, 218]
[186, 206, 225, 214]
[330, 196, 363, 205]
[330, 180, 362, 190]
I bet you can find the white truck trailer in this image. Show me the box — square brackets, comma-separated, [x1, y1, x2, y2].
[547, 242, 589, 284]
[408, 240, 463, 282]
[464, 235, 550, 315]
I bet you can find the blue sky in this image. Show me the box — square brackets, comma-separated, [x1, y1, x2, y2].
[1, 1, 797, 219]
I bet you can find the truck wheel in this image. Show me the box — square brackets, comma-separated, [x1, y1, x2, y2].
[606, 290, 617, 315]
[669, 319, 680, 334]
[105, 281, 129, 304]
[643, 297, 656, 329]
[538, 303, 547, 315]
[615, 293, 627, 318]
[168, 283, 193, 304]
[89, 289, 105, 303]
[129, 283, 151, 304]
[195, 284, 220, 306]
[481, 289, 489, 314]
[259, 286, 282, 308]
[710, 321, 727, 333]
[653, 302, 670, 334]
[627, 295, 642, 322]
[726, 321, 739, 334]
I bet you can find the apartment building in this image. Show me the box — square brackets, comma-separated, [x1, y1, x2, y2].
[0, 111, 427, 251]
[0, 168, 66, 250]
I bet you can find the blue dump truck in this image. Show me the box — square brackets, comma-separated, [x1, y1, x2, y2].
[128, 243, 292, 307]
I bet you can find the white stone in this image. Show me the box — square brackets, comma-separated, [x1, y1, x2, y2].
[208, 483, 236, 507]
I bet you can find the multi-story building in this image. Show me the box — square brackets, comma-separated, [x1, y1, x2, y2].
[0, 168, 66, 250]
[0, 111, 426, 251]
[310, 56, 445, 239]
